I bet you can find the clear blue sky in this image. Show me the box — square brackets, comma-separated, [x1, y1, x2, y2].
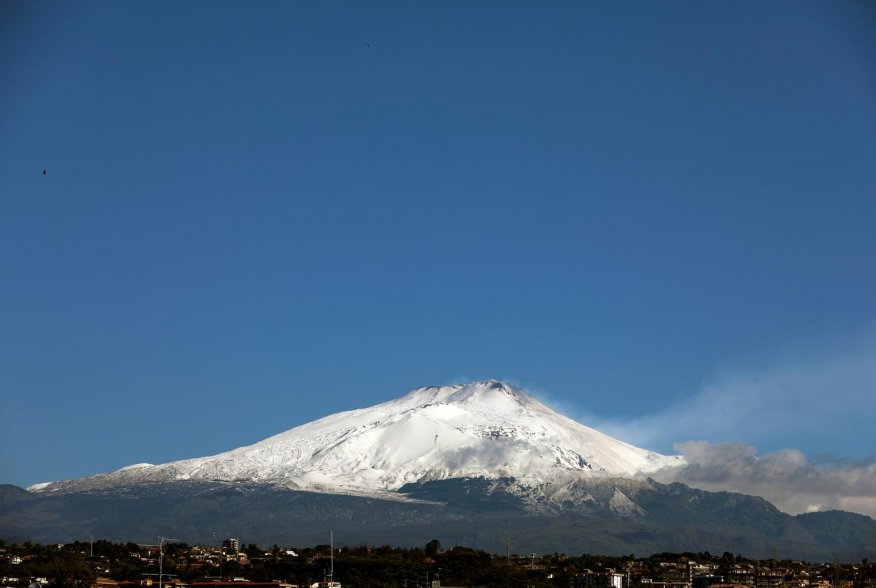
[2, 1, 875, 489]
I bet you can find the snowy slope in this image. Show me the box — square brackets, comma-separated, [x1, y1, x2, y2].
[31, 380, 683, 495]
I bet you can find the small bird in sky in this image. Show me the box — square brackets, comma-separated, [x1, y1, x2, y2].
[365, 42, 371, 48]
[42, 169, 47, 176]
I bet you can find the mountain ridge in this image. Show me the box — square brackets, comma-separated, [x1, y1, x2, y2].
[5, 478, 876, 560]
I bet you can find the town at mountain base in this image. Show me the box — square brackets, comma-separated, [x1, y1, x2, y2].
[3, 478, 875, 560]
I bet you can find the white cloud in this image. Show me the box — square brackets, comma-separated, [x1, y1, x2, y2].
[651, 441, 876, 519]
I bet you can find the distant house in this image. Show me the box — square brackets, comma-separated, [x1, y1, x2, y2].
[642, 582, 691, 588]
[570, 572, 625, 588]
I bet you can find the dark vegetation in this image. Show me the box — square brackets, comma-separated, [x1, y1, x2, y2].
[1, 538, 875, 588]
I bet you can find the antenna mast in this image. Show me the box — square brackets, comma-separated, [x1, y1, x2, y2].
[158, 536, 182, 588]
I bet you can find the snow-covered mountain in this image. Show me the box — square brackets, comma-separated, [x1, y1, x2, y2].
[30, 380, 682, 495]
[17, 380, 876, 558]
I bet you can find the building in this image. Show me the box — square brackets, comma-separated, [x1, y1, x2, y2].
[755, 571, 784, 588]
[571, 572, 625, 588]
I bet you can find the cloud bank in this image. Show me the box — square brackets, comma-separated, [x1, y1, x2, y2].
[652, 441, 876, 519]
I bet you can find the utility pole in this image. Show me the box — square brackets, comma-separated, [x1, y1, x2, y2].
[158, 536, 182, 588]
